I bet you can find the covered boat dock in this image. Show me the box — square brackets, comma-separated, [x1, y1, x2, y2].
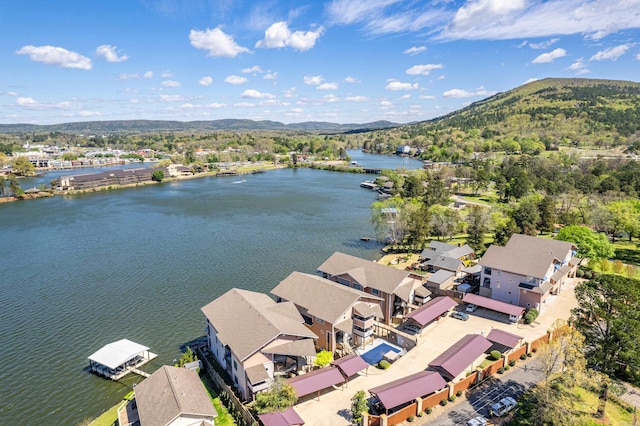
[88, 339, 157, 380]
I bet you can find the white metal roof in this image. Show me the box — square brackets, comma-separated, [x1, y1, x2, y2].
[88, 339, 149, 370]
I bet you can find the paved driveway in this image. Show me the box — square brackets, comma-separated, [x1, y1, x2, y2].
[294, 280, 580, 426]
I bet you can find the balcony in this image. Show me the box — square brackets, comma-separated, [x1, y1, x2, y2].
[353, 316, 374, 329]
[353, 326, 374, 338]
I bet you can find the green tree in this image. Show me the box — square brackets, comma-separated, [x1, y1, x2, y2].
[402, 173, 424, 198]
[351, 390, 368, 424]
[11, 156, 35, 176]
[423, 171, 450, 206]
[151, 170, 164, 182]
[465, 205, 491, 252]
[512, 197, 540, 235]
[492, 212, 518, 246]
[555, 225, 614, 261]
[314, 350, 333, 367]
[571, 275, 640, 417]
[371, 199, 406, 244]
[255, 378, 297, 414]
[175, 346, 198, 367]
[538, 195, 556, 234]
[429, 205, 460, 241]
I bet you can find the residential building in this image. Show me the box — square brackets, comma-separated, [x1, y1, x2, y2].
[201, 288, 318, 401]
[120, 365, 217, 426]
[478, 234, 579, 309]
[317, 252, 424, 324]
[271, 272, 383, 354]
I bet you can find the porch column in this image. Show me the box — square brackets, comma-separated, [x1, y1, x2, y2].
[380, 414, 388, 426]
[415, 397, 423, 413]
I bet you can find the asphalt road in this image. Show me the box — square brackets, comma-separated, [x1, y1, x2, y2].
[421, 359, 544, 425]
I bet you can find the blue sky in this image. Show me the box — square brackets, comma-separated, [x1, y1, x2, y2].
[1, 0, 640, 125]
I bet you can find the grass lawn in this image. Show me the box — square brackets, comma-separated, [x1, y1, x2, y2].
[477, 356, 499, 369]
[200, 373, 236, 426]
[88, 401, 122, 426]
[570, 386, 634, 425]
[612, 239, 640, 266]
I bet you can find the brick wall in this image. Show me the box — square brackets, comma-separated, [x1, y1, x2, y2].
[453, 372, 478, 394]
[387, 403, 417, 425]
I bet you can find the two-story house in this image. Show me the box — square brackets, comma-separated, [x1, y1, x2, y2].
[316, 252, 424, 325]
[478, 234, 579, 309]
[201, 288, 318, 401]
[271, 272, 383, 355]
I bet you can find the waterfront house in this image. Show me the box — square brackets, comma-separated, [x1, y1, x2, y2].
[478, 234, 579, 310]
[271, 272, 383, 355]
[420, 241, 474, 262]
[119, 365, 217, 426]
[317, 252, 424, 325]
[201, 288, 318, 401]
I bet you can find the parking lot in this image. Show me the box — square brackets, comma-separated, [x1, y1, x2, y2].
[293, 280, 580, 426]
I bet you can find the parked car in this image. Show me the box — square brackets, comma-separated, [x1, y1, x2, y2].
[451, 311, 470, 321]
[403, 323, 422, 335]
[467, 416, 488, 426]
[466, 303, 478, 312]
[490, 396, 517, 416]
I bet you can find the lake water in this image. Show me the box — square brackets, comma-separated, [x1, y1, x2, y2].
[0, 151, 422, 425]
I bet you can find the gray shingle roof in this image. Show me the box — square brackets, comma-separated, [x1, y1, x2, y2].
[201, 288, 317, 362]
[426, 270, 455, 285]
[135, 365, 217, 426]
[425, 255, 463, 272]
[271, 272, 381, 324]
[422, 241, 475, 259]
[317, 252, 419, 295]
[479, 234, 576, 279]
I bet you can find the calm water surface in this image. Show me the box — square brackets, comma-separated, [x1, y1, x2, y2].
[0, 152, 422, 425]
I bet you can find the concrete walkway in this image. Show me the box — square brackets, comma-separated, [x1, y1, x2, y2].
[294, 280, 580, 426]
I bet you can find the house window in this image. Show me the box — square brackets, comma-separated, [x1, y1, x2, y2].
[483, 278, 491, 288]
[353, 283, 363, 291]
[371, 288, 380, 296]
[484, 267, 492, 275]
[234, 375, 238, 385]
[233, 360, 238, 370]
[316, 317, 325, 325]
[337, 277, 350, 286]
[302, 314, 313, 325]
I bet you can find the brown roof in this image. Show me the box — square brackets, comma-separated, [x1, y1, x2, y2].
[414, 286, 432, 298]
[201, 288, 317, 362]
[479, 234, 575, 279]
[261, 339, 316, 357]
[462, 293, 525, 316]
[271, 272, 381, 324]
[352, 302, 384, 319]
[428, 334, 492, 380]
[286, 367, 345, 398]
[135, 366, 217, 426]
[317, 252, 419, 295]
[258, 407, 305, 426]
[405, 296, 458, 327]
[246, 364, 270, 385]
[486, 329, 523, 349]
[369, 371, 447, 410]
[331, 354, 369, 378]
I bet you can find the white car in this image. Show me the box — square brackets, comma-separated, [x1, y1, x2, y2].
[466, 303, 478, 312]
[490, 396, 517, 416]
[467, 416, 487, 426]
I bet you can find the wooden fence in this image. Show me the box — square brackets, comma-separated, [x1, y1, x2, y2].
[197, 348, 259, 426]
[387, 403, 417, 425]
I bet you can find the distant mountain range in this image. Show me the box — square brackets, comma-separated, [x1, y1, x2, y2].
[0, 119, 400, 134]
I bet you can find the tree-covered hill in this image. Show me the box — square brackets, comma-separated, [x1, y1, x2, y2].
[355, 78, 640, 160]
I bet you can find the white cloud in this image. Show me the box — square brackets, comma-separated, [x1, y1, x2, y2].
[304, 75, 324, 85]
[284, 87, 297, 98]
[78, 110, 102, 117]
[443, 86, 495, 98]
[161, 71, 173, 78]
[16, 45, 92, 70]
[380, 100, 393, 108]
[523, 77, 541, 84]
[322, 94, 340, 103]
[398, 94, 411, 100]
[118, 73, 139, 80]
[590, 44, 632, 61]
[264, 72, 278, 80]
[318, 82, 339, 90]
[406, 64, 444, 75]
[255, 21, 323, 51]
[16, 97, 74, 110]
[637, 53, 640, 60]
[235, 102, 256, 107]
[5, 91, 18, 96]
[346, 96, 368, 101]
[241, 89, 275, 99]
[532, 48, 566, 63]
[528, 38, 559, 49]
[96, 45, 128, 62]
[404, 46, 426, 55]
[144, 71, 153, 79]
[199, 76, 213, 86]
[162, 80, 181, 87]
[225, 75, 248, 85]
[189, 27, 250, 57]
[419, 94, 436, 99]
[242, 65, 264, 73]
[159, 94, 186, 102]
[344, 76, 360, 83]
[566, 58, 590, 74]
[385, 81, 418, 91]
[179, 102, 225, 109]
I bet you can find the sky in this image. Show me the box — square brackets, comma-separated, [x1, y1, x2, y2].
[1, 0, 640, 125]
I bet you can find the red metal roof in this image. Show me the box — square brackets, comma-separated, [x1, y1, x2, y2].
[331, 354, 369, 378]
[462, 293, 525, 317]
[286, 367, 344, 398]
[429, 334, 492, 380]
[369, 371, 447, 410]
[258, 407, 305, 426]
[405, 296, 458, 327]
[486, 329, 523, 349]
